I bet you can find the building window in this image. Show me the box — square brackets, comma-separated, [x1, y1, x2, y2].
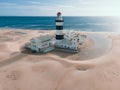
[34, 45, 36, 48]
[39, 48, 41, 51]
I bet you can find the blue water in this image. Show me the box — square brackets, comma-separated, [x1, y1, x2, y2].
[0, 16, 120, 32]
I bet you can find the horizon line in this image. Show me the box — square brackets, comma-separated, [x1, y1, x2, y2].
[0, 15, 118, 17]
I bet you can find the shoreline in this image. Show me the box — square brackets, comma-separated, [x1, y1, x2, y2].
[0, 27, 119, 33]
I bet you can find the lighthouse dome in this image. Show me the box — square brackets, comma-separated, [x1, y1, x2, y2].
[57, 12, 62, 16]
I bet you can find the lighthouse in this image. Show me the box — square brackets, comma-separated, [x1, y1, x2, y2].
[55, 12, 64, 45]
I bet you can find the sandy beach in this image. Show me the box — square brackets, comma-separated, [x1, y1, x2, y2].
[0, 28, 120, 90]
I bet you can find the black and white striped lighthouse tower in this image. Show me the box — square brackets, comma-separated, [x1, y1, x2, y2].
[55, 12, 64, 44]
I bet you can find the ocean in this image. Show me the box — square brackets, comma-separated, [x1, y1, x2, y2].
[0, 16, 120, 32]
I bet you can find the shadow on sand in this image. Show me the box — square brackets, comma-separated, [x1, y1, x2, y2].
[21, 46, 76, 58]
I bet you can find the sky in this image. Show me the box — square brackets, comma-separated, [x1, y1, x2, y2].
[0, 0, 120, 16]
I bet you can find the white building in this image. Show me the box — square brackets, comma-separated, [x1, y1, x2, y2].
[28, 35, 55, 53]
[27, 32, 86, 53]
[59, 38, 78, 50]
[55, 31, 86, 52]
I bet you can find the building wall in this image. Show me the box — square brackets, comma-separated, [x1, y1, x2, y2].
[30, 38, 55, 52]
[58, 39, 78, 50]
[59, 44, 77, 50]
[78, 35, 86, 44]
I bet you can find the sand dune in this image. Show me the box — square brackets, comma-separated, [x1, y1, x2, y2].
[0, 29, 120, 90]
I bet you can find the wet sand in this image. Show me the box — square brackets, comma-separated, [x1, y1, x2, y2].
[0, 29, 120, 90]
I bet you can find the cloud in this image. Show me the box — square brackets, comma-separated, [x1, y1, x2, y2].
[0, 0, 120, 16]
